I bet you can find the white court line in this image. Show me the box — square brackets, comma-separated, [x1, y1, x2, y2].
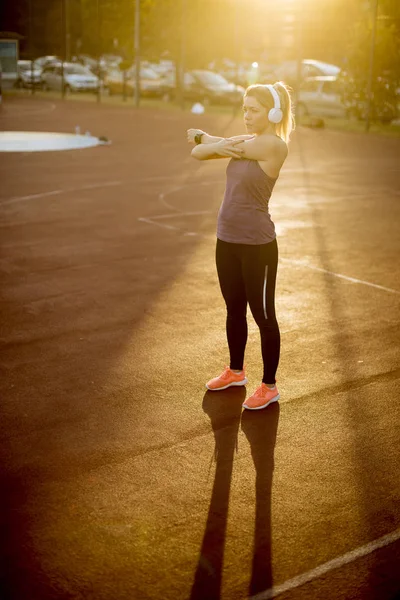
[0, 181, 122, 207]
[137, 210, 211, 231]
[159, 188, 186, 212]
[282, 258, 400, 295]
[0, 175, 216, 207]
[158, 179, 224, 211]
[149, 210, 211, 220]
[250, 528, 400, 600]
[137, 217, 179, 231]
[144, 178, 219, 230]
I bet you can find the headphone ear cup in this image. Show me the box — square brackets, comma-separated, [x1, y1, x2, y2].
[268, 107, 283, 123]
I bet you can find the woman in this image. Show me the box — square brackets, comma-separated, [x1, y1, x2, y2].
[187, 82, 294, 410]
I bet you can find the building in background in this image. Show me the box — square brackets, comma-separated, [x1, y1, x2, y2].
[0, 32, 23, 88]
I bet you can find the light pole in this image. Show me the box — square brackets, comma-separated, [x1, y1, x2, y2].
[365, 0, 379, 133]
[97, 0, 101, 103]
[295, 3, 303, 122]
[29, 0, 34, 96]
[61, 0, 66, 99]
[179, 0, 187, 110]
[234, 0, 240, 84]
[233, 0, 241, 117]
[134, 0, 140, 108]
[65, 0, 71, 61]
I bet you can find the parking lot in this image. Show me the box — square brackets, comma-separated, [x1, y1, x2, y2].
[1, 95, 400, 600]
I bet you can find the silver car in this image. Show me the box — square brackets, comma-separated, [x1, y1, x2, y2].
[297, 76, 348, 119]
[42, 62, 99, 93]
[15, 60, 43, 88]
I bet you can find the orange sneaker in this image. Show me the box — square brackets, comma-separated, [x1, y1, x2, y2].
[206, 366, 248, 391]
[242, 383, 280, 410]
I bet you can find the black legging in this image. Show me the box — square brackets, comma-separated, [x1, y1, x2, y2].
[216, 237, 280, 384]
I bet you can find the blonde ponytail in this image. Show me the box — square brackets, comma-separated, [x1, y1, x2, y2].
[274, 81, 295, 144]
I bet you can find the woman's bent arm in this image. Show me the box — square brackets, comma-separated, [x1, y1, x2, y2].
[201, 133, 224, 144]
[187, 129, 222, 145]
[191, 142, 221, 160]
[201, 134, 254, 144]
[187, 129, 254, 145]
[191, 139, 245, 161]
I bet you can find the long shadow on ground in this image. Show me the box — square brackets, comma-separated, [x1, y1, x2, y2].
[190, 390, 279, 599]
[242, 403, 280, 596]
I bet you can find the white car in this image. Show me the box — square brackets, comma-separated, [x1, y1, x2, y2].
[297, 76, 348, 119]
[105, 67, 166, 97]
[33, 55, 60, 71]
[272, 59, 341, 87]
[15, 60, 43, 88]
[41, 62, 99, 93]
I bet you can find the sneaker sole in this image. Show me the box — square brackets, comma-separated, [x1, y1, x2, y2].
[242, 394, 280, 410]
[205, 378, 248, 391]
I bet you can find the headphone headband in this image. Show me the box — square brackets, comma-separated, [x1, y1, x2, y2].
[265, 84, 280, 107]
[265, 84, 283, 124]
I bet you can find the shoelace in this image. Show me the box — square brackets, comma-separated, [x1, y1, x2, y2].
[254, 384, 269, 397]
[220, 366, 232, 380]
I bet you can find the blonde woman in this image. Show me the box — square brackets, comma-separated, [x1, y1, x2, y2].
[187, 82, 294, 410]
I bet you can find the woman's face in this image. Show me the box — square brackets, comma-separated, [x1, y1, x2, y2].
[243, 95, 270, 135]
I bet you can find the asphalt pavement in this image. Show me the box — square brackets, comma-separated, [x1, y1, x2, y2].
[0, 96, 399, 600]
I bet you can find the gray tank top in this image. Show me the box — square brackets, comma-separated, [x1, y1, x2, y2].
[217, 158, 277, 245]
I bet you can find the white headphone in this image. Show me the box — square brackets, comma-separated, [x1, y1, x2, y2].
[265, 84, 283, 124]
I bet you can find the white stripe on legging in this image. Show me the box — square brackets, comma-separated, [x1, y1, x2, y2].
[263, 265, 269, 319]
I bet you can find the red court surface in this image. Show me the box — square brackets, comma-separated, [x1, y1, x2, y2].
[1, 95, 400, 600]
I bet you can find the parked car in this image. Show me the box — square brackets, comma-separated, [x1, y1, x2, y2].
[208, 58, 245, 86]
[188, 70, 244, 105]
[297, 76, 348, 119]
[41, 62, 99, 93]
[163, 69, 244, 105]
[15, 60, 43, 88]
[146, 60, 176, 78]
[33, 55, 60, 71]
[272, 59, 341, 88]
[105, 66, 168, 97]
[101, 54, 123, 69]
[72, 54, 108, 79]
[298, 75, 398, 123]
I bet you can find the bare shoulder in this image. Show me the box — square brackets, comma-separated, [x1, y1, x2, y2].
[260, 134, 288, 158]
[257, 135, 288, 179]
[276, 135, 288, 156]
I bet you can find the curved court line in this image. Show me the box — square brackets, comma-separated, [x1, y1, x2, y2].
[136, 179, 223, 232]
[282, 258, 400, 295]
[158, 179, 224, 212]
[0, 180, 122, 207]
[147, 210, 211, 220]
[159, 187, 187, 212]
[137, 217, 179, 231]
[137, 210, 212, 233]
[0, 175, 205, 207]
[250, 527, 400, 600]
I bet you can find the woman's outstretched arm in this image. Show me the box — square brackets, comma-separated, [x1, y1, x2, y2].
[187, 129, 223, 144]
[187, 128, 254, 145]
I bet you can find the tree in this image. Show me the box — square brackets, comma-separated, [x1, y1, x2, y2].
[345, 2, 400, 84]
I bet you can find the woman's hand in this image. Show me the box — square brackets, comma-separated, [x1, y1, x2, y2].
[187, 128, 206, 144]
[214, 138, 245, 159]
